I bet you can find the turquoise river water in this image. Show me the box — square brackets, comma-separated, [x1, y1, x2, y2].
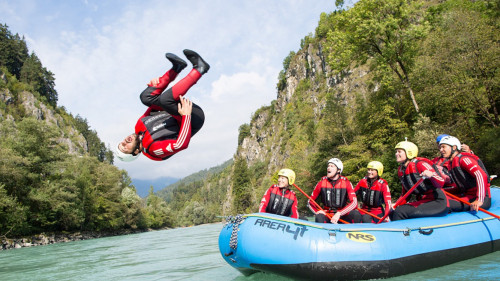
[0, 222, 499, 280]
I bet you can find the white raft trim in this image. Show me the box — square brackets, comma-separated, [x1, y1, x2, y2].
[243, 213, 498, 234]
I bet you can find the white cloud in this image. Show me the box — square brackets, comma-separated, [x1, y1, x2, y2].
[210, 72, 269, 101]
[0, 0, 337, 179]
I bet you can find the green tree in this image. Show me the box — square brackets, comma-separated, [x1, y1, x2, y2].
[145, 187, 174, 228]
[0, 24, 29, 78]
[414, 6, 500, 132]
[326, 0, 429, 113]
[277, 51, 296, 91]
[20, 53, 58, 106]
[0, 118, 64, 204]
[1, 24, 57, 107]
[42, 156, 130, 232]
[74, 115, 112, 162]
[475, 127, 500, 176]
[0, 184, 28, 237]
[121, 187, 147, 229]
[238, 123, 250, 146]
[231, 156, 252, 214]
[179, 200, 211, 226]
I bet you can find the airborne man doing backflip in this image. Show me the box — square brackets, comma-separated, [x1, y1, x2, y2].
[115, 49, 209, 162]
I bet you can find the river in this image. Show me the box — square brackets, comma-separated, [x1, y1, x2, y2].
[0, 222, 499, 280]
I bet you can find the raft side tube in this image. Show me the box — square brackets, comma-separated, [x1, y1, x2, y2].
[252, 239, 498, 280]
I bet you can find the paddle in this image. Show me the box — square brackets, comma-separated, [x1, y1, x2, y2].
[356, 207, 384, 221]
[292, 183, 349, 224]
[376, 178, 425, 224]
[443, 190, 500, 220]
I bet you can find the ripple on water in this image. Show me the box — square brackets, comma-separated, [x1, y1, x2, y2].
[0, 222, 499, 281]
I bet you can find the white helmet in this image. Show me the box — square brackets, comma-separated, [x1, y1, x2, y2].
[115, 143, 140, 162]
[439, 136, 461, 151]
[328, 158, 343, 174]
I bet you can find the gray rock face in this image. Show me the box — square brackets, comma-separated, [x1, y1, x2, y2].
[15, 91, 88, 155]
[236, 42, 371, 172]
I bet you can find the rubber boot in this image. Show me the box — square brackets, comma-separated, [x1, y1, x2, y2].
[183, 49, 210, 75]
[148, 54, 187, 95]
[166, 53, 187, 73]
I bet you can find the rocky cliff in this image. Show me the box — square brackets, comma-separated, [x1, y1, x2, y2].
[237, 41, 372, 176]
[0, 73, 88, 156]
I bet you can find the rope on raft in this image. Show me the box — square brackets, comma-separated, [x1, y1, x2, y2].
[336, 217, 498, 233]
[244, 213, 498, 235]
[224, 214, 246, 250]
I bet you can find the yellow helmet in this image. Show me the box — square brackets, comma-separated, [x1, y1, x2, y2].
[278, 168, 296, 185]
[395, 140, 418, 159]
[367, 161, 384, 176]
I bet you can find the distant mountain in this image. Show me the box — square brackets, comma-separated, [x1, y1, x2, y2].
[132, 177, 179, 197]
[156, 159, 233, 201]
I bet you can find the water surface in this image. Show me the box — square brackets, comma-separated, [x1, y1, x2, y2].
[0, 223, 498, 280]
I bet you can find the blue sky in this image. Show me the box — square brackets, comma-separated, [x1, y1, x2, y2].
[0, 0, 345, 180]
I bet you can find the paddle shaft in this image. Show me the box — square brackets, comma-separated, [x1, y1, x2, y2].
[356, 207, 383, 221]
[292, 184, 349, 224]
[443, 190, 500, 219]
[377, 178, 425, 224]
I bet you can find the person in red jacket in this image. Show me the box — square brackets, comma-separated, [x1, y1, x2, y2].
[115, 49, 209, 162]
[391, 140, 448, 221]
[439, 136, 491, 211]
[259, 169, 299, 219]
[308, 158, 358, 224]
[432, 134, 460, 195]
[354, 161, 392, 223]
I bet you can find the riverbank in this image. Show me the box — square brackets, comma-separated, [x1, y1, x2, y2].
[1, 228, 154, 250]
[0, 222, 225, 250]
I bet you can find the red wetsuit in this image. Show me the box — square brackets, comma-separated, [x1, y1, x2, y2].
[308, 176, 357, 223]
[259, 185, 299, 219]
[136, 68, 204, 161]
[448, 153, 491, 211]
[354, 177, 392, 223]
[391, 157, 448, 221]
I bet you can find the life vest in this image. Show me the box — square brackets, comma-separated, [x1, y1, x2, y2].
[433, 157, 452, 180]
[398, 157, 437, 195]
[135, 111, 179, 160]
[450, 153, 490, 192]
[317, 176, 350, 209]
[358, 178, 386, 208]
[265, 185, 296, 217]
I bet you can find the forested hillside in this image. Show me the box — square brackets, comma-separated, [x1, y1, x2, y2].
[157, 160, 233, 225]
[0, 24, 175, 237]
[159, 0, 499, 221]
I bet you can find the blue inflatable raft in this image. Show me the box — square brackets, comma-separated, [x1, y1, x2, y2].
[219, 187, 500, 280]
